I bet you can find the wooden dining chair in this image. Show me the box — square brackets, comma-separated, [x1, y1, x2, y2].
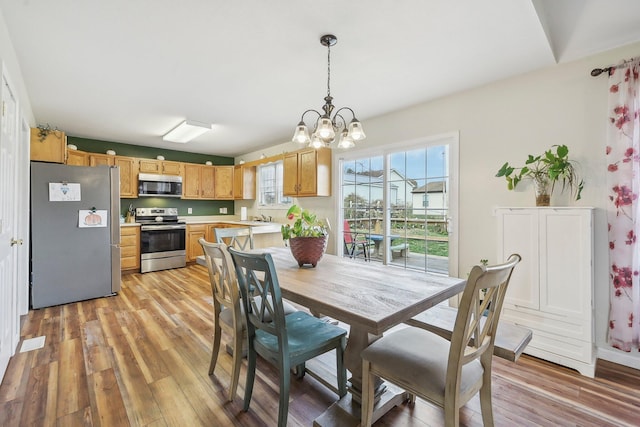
[214, 226, 254, 250]
[343, 220, 371, 261]
[198, 238, 296, 402]
[360, 254, 521, 427]
[228, 248, 348, 427]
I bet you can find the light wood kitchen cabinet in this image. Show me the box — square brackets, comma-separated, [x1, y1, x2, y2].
[183, 164, 216, 199]
[138, 158, 182, 175]
[496, 207, 595, 377]
[283, 147, 331, 197]
[115, 156, 138, 198]
[214, 166, 234, 199]
[65, 149, 89, 166]
[234, 164, 256, 200]
[89, 153, 116, 166]
[120, 226, 140, 271]
[186, 224, 207, 261]
[30, 128, 66, 163]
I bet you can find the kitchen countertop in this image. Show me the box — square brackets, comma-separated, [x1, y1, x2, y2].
[120, 217, 282, 234]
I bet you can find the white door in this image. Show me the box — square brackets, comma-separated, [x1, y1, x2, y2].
[0, 73, 20, 381]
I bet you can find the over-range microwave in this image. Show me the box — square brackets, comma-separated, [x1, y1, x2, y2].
[138, 173, 182, 197]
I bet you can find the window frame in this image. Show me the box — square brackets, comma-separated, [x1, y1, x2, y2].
[257, 160, 291, 207]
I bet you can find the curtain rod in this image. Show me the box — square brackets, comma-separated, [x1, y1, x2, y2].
[590, 66, 613, 77]
[591, 57, 638, 77]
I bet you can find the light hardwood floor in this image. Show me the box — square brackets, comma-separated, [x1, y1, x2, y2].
[1, 264, 639, 426]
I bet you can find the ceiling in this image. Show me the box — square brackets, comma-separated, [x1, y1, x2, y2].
[2, 0, 640, 157]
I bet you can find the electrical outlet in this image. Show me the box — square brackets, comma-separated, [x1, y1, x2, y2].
[188, 208, 193, 214]
[220, 207, 227, 214]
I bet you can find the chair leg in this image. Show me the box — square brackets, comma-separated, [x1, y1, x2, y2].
[209, 323, 222, 375]
[336, 337, 347, 397]
[479, 377, 495, 426]
[295, 363, 306, 379]
[227, 327, 244, 402]
[278, 358, 291, 427]
[243, 346, 257, 412]
[361, 360, 374, 427]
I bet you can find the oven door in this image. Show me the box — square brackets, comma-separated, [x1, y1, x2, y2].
[140, 224, 186, 273]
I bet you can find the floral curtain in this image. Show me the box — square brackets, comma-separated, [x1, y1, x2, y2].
[606, 58, 640, 352]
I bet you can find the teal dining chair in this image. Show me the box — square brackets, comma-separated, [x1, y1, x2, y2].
[228, 248, 347, 427]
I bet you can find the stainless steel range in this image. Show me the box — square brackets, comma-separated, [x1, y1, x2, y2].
[136, 207, 186, 273]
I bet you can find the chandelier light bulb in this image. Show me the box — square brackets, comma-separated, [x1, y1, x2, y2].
[292, 122, 311, 144]
[348, 119, 366, 141]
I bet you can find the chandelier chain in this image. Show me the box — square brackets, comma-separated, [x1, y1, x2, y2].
[327, 44, 331, 99]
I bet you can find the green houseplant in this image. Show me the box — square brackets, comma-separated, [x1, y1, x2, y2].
[495, 144, 584, 206]
[281, 205, 329, 267]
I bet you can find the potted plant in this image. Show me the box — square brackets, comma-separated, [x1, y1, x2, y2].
[495, 144, 584, 206]
[281, 205, 329, 267]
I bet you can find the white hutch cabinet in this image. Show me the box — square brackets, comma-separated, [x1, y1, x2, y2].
[496, 207, 595, 377]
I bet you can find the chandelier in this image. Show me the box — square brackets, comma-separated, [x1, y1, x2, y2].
[291, 34, 366, 149]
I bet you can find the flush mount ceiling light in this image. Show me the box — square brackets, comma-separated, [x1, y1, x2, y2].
[163, 119, 212, 143]
[292, 34, 366, 150]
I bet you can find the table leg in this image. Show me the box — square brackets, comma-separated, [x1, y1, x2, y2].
[313, 326, 407, 427]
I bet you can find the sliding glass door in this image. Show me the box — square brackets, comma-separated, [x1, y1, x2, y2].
[339, 134, 458, 275]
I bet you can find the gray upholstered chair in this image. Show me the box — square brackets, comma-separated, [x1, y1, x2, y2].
[214, 227, 254, 250]
[198, 239, 295, 402]
[360, 254, 521, 427]
[228, 248, 347, 427]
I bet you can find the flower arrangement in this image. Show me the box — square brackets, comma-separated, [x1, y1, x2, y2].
[281, 205, 328, 240]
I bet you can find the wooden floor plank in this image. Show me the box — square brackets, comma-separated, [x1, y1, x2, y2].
[2, 264, 640, 426]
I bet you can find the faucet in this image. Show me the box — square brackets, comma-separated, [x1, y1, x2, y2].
[260, 214, 272, 222]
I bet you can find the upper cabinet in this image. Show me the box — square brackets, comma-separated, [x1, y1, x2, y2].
[114, 156, 138, 198]
[234, 165, 256, 200]
[66, 149, 88, 166]
[30, 128, 66, 163]
[283, 147, 331, 197]
[89, 153, 115, 166]
[214, 166, 234, 199]
[139, 158, 182, 175]
[183, 164, 216, 200]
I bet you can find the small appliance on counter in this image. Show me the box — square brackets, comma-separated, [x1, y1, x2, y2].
[136, 207, 186, 273]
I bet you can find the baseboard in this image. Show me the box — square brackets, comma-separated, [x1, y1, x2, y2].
[598, 346, 640, 370]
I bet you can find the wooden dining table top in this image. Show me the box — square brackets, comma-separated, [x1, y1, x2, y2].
[265, 246, 466, 336]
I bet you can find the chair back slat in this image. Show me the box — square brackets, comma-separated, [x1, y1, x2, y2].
[199, 239, 241, 312]
[215, 227, 254, 250]
[228, 248, 287, 340]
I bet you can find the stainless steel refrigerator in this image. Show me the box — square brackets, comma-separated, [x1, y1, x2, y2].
[30, 162, 121, 309]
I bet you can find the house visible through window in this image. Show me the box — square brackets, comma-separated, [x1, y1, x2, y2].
[258, 161, 291, 206]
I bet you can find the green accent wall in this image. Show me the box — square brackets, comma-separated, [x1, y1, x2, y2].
[68, 137, 236, 217]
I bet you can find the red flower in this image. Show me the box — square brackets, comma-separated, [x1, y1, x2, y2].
[610, 320, 615, 329]
[610, 84, 619, 93]
[606, 146, 612, 155]
[611, 264, 635, 289]
[628, 313, 634, 328]
[626, 230, 637, 245]
[608, 164, 618, 172]
[609, 241, 615, 250]
[625, 147, 635, 157]
[611, 185, 637, 208]
[287, 213, 294, 220]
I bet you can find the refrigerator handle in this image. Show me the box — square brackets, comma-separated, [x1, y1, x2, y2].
[110, 166, 121, 245]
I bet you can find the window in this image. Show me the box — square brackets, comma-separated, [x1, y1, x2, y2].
[258, 161, 291, 206]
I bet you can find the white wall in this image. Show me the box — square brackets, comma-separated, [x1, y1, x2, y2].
[237, 41, 640, 369]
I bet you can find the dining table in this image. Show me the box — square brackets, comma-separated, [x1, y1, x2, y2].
[263, 246, 466, 426]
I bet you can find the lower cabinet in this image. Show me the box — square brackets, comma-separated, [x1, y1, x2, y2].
[120, 226, 140, 271]
[496, 207, 595, 376]
[186, 224, 207, 262]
